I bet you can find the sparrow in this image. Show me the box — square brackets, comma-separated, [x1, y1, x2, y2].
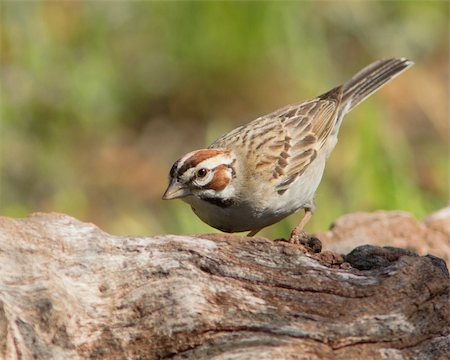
[162, 58, 414, 241]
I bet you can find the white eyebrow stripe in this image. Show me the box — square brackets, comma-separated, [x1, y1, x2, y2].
[196, 154, 233, 170]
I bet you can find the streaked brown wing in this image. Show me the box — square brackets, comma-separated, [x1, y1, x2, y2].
[274, 99, 339, 190]
[210, 86, 343, 189]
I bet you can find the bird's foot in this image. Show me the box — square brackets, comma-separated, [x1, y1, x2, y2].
[288, 231, 322, 254]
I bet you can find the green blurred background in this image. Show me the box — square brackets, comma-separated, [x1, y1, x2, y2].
[1, 1, 448, 238]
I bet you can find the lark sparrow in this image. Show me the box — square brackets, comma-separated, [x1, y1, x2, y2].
[163, 58, 413, 241]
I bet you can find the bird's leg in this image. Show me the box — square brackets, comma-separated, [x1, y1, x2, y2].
[247, 228, 262, 237]
[289, 207, 314, 243]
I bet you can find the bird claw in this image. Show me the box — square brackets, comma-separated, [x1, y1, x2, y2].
[289, 231, 322, 253]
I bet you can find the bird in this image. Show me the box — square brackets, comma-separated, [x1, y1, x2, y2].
[162, 58, 414, 242]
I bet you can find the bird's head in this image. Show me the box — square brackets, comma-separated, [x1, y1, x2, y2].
[162, 149, 237, 204]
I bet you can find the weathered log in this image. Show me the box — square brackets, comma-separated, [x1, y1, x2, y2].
[318, 208, 450, 267]
[0, 212, 448, 359]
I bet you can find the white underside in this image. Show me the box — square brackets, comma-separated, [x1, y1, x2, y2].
[183, 137, 336, 233]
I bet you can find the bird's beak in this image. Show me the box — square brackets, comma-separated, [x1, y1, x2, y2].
[162, 179, 191, 200]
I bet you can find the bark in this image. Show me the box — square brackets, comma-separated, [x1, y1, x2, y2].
[0, 212, 448, 360]
[318, 208, 450, 267]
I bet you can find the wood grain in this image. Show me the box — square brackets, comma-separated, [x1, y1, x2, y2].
[0, 212, 448, 359]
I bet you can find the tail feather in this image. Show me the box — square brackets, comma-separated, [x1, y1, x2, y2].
[342, 58, 414, 113]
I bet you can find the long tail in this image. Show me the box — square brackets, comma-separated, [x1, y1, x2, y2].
[342, 58, 414, 113]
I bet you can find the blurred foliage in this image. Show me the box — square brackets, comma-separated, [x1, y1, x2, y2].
[0, 1, 448, 238]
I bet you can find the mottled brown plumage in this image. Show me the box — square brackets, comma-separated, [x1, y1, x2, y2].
[209, 86, 343, 191]
[163, 58, 414, 239]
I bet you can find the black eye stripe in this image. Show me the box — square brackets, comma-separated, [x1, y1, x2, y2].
[169, 160, 180, 178]
[177, 163, 190, 177]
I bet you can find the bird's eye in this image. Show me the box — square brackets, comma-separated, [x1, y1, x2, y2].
[196, 168, 208, 178]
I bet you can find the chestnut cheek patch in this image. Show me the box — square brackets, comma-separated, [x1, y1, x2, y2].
[208, 166, 230, 192]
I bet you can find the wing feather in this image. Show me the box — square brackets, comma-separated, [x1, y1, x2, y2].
[209, 86, 343, 190]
